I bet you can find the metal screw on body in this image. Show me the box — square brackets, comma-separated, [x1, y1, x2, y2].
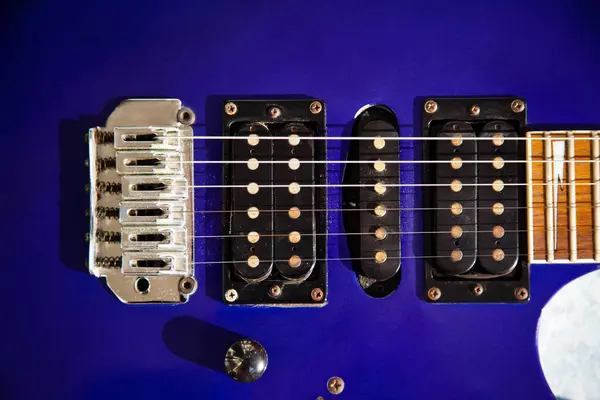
[311, 288, 324, 301]
[269, 285, 282, 298]
[428, 287, 441, 301]
[472, 284, 484, 296]
[179, 277, 197, 295]
[470, 104, 481, 116]
[177, 107, 196, 125]
[514, 287, 529, 300]
[310, 101, 323, 114]
[268, 107, 282, 118]
[225, 102, 238, 115]
[327, 377, 345, 395]
[225, 289, 238, 302]
[511, 99, 525, 113]
[424, 100, 438, 114]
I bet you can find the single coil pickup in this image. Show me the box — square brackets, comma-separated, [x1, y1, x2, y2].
[95, 230, 121, 243]
[96, 206, 119, 219]
[343, 105, 401, 282]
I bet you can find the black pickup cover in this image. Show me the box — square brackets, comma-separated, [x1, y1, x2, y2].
[343, 105, 401, 297]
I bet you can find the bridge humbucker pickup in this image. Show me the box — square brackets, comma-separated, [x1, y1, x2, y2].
[343, 105, 401, 296]
[422, 97, 529, 304]
[88, 99, 196, 304]
[222, 99, 327, 306]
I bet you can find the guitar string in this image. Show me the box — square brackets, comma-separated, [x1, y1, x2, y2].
[185, 205, 600, 213]
[182, 182, 598, 189]
[191, 229, 525, 239]
[178, 135, 600, 141]
[183, 159, 600, 164]
[192, 254, 533, 265]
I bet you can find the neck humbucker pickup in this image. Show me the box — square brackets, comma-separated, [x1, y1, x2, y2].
[88, 99, 197, 304]
[422, 97, 530, 304]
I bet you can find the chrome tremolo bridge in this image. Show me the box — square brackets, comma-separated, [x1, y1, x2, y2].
[88, 99, 197, 304]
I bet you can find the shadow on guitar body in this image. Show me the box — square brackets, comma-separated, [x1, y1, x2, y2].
[57, 97, 126, 274]
[162, 316, 243, 374]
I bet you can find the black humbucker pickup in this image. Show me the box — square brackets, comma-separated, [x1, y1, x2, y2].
[343, 105, 401, 297]
[422, 97, 529, 303]
[222, 99, 327, 306]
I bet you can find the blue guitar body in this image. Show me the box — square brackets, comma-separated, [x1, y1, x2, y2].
[3, 1, 599, 399]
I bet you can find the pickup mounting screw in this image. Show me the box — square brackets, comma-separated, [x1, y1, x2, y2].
[472, 284, 484, 296]
[310, 101, 323, 114]
[225, 289, 238, 302]
[428, 287, 441, 301]
[225, 102, 237, 115]
[470, 104, 480, 116]
[311, 288, 324, 301]
[268, 285, 282, 298]
[424, 100, 438, 113]
[514, 287, 529, 301]
[268, 106, 281, 118]
[327, 377, 345, 395]
[511, 99, 525, 113]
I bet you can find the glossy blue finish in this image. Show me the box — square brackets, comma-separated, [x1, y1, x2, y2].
[3, 1, 600, 399]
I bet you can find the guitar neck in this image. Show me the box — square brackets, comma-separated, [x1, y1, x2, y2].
[527, 131, 600, 263]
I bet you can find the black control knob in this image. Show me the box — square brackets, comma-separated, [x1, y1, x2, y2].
[224, 339, 268, 383]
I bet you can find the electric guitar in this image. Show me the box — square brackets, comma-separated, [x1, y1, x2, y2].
[86, 96, 599, 398]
